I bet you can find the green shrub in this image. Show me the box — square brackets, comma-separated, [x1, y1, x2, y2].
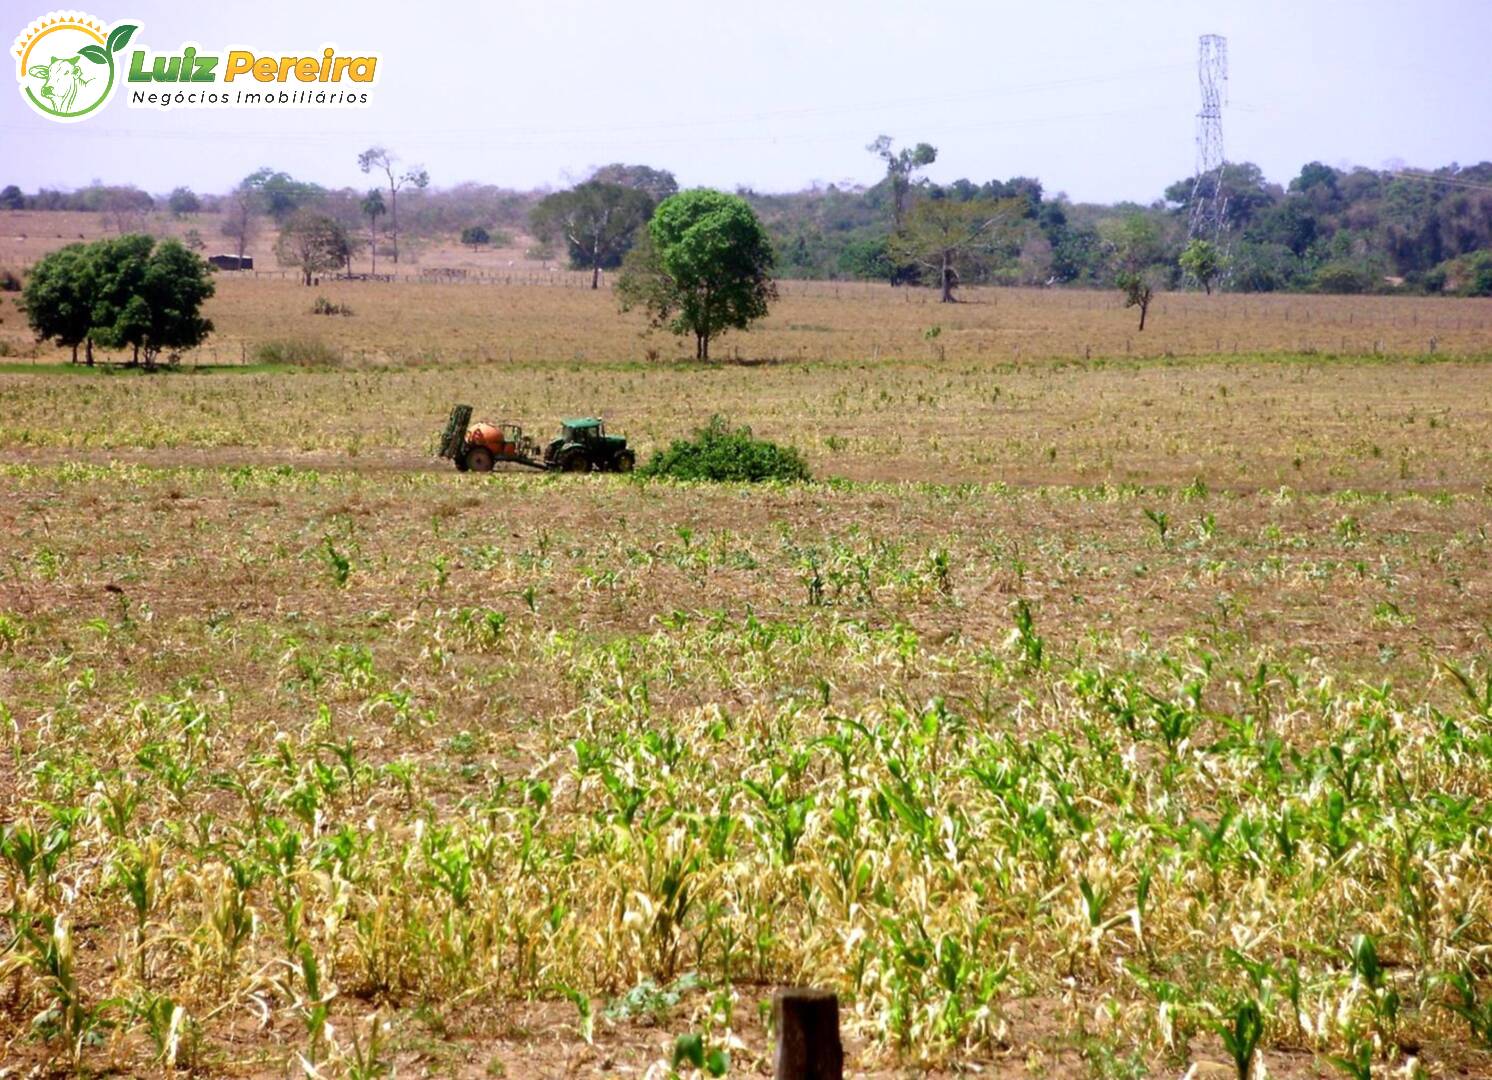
[310, 296, 353, 316]
[1311, 261, 1379, 294]
[253, 338, 341, 367]
[639, 416, 811, 483]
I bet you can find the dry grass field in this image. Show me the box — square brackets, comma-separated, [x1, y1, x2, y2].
[2, 246, 1492, 1078]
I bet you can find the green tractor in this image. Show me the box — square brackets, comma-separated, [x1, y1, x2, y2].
[541, 417, 636, 473]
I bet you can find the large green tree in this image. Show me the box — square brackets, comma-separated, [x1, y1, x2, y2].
[617, 189, 776, 360]
[530, 181, 656, 288]
[21, 243, 96, 363]
[81, 235, 215, 367]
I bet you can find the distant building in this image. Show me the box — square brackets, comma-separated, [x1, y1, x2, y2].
[207, 253, 252, 271]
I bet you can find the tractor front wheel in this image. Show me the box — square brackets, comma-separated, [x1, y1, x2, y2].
[558, 448, 589, 473]
[466, 447, 495, 472]
[614, 449, 636, 473]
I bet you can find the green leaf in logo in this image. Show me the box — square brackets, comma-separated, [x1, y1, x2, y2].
[77, 44, 109, 65]
[107, 24, 137, 54]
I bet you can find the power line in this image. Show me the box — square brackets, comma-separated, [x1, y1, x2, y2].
[1389, 170, 1492, 194]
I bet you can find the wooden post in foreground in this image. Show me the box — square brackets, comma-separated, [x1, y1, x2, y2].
[773, 988, 843, 1080]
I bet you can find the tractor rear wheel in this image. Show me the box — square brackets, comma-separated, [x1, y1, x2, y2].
[558, 447, 589, 473]
[466, 446, 495, 472]
[614, 449, 636, 473]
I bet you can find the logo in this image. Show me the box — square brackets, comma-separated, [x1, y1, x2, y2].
[14, 11, 378, 122]
[14, 11, 136, 121]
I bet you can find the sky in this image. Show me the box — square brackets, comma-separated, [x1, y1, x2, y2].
[4, 0, 1490, 202]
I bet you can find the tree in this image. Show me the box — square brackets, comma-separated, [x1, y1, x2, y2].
[531, 181, 655, 288]
[0, 184, 24, 210]
[617, 189, 776, 361]
[1179, 238, 1224, 294]
[1117, 270, 1160, 331]
[276, 211, 351, 286]
[1102, 212, 1166, 275]
[461, 225, 490, 251]
[1163, 162, 1279, 231]
[221, 181, 259, 267]
[21, 243, 96, 363]
[240, 168, 320, 223]
[100, 186, 153, 234]
[167, 186, 200, 217]
[867, 136, 937, 230]
[357, 147, 428, 266]
[889, 197, 1024, 302]
[1290, 161, 1341, 200]
[86, 235, 215, 368]
[361, 188, 385, 274]
[589, 163, 679, 202]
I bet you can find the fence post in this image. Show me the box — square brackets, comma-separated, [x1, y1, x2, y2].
[773, 988, 842, 1080]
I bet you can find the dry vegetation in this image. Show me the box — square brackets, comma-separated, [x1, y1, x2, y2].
[2, 267, 1492, 1078]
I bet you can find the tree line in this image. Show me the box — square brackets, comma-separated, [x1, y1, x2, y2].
[4, 147, 1490, 297]
[753, 148, 1492, 297]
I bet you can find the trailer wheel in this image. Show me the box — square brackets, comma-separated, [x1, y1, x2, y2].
[558, 447, 589, 473]
[466, 447, 495, 472]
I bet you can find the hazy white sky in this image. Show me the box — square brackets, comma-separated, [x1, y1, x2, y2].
[4, 0, 1490, 201]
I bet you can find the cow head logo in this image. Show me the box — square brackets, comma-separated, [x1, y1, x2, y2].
[13, 12, 137, 122]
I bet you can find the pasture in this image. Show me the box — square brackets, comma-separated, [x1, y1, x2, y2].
[2, 274, 1492, 1077]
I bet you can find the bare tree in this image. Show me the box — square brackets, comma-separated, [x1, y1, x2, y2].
[221, 182, 259, 267]
[356, 147, 428, 266]
[890, 198, 1024, 302]
[276, 211, 351, 286]
[100, 185, 152, 235]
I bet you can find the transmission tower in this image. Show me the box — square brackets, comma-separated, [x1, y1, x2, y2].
[1188, 34, 1228, 241]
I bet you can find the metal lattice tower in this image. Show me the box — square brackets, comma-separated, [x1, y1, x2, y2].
[1188, 34, 1228, 241]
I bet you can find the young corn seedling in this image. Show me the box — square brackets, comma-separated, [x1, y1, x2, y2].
[1441, 969, 1492, 1048]
[131, 990, 194, 1071]
[1143, 507, 1171, 546]
[2, 916, 111, 1065]
[294, 943, 335, 1068]
[321, 536, 353, 588]
[1213, 998, 1264, 1080]
[345, 1009, 391, 1079]
[1348, 934, 1400, 1051]
[1006, 598, 1045, 671]
[672, 1029, 729, 1077]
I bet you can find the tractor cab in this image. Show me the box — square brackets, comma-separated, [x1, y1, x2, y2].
[545, 417, 636, 473]
[562, 417, 606, 442]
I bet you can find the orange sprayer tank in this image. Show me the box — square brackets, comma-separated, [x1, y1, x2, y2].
[468, 423, 511, 455]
